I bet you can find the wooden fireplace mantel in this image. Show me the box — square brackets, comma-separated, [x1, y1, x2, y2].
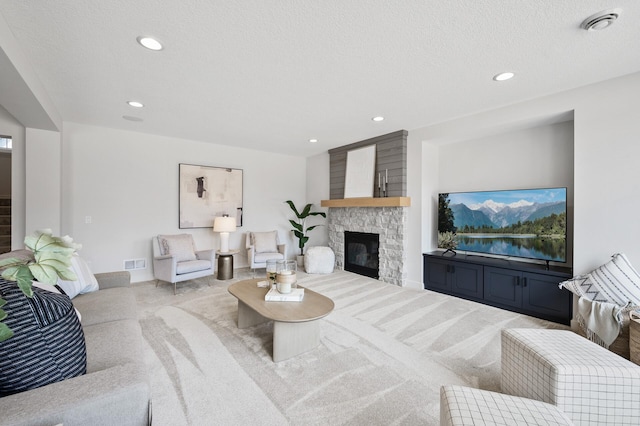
[320, 197, 411, 208]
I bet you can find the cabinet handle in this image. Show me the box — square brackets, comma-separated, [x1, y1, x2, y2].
[515, 277, 520, 286]
[523, 277, 527, 287]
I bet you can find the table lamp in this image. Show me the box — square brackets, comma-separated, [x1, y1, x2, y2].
[213, 216, 236, 253]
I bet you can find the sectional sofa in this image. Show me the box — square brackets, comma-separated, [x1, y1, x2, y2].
[0, 269, 151, 426]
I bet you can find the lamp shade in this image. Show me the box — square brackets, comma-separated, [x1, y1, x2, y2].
[213, 216, 236, 233]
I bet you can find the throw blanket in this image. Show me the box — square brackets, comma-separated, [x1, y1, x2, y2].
[577, 296, 622, 347]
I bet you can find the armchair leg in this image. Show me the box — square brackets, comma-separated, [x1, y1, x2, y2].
[174, 282, 177, 295]
[155, 279, 160, 288]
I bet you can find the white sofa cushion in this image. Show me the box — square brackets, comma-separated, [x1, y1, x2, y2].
[561, 253, 640, 307]
[57, 255, 99, 299]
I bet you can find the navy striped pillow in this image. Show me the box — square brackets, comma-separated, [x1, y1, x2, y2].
[0, 278, 86, 396]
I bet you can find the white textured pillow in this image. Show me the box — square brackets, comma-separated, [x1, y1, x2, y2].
[252, 231, 278, 254]
[158, 234, 197, 262]
[57, 255, 99, 299]
[587, 253, 640, 307]
[559, 274, 608, 303]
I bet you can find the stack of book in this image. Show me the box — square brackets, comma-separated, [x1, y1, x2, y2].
[265, 287, 304, 302]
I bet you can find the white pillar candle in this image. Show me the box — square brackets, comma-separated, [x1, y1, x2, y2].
[277, 282, 292, 294]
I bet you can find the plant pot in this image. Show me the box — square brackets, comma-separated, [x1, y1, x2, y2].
[296, 255, 304, 269]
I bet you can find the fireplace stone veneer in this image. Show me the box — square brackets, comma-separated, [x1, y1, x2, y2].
[327, 206, 407, 286]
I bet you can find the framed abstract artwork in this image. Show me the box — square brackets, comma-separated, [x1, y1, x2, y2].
[179, 163, 243, 229]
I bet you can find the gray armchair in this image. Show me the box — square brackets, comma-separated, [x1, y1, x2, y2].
[246, 231, 285, 271]
[152, 234, 215, 294]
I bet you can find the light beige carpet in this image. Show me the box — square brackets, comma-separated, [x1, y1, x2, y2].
[134, 270, 567, 425]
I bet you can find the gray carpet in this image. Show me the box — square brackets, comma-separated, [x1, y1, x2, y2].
[133, 270, 567, 425]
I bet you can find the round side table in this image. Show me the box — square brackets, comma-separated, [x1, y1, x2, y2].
[217, 250, 238, 280]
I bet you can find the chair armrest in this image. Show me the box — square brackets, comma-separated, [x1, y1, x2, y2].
[195, 249, 215, 264]
[94, 271, 131, 290]
[277, 244, 286, 256]
[152, 255, 177, 283]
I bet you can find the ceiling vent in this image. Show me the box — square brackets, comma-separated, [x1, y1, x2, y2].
[581, 9, 622, 31]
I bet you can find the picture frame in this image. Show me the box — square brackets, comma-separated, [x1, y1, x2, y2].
[179, 163, 243, 229]
[344, 145, 376, 198]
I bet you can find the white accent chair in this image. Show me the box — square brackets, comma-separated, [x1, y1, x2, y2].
[152, 234, 215, 294]
[246, 231, 285, 271]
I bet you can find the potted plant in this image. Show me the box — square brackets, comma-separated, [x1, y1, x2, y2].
[285, 200, 326, 266]
[0, 229, 80, 342]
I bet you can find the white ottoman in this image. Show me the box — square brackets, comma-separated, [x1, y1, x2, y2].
[304, 246, 335, 274]
[501, 328, 640, 426]
[440, 385, 574, 426]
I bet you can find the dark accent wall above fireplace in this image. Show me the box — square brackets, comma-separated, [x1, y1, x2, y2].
[328, 130, 407, 199]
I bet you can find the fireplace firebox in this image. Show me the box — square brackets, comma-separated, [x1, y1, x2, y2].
[344, 231, 379, 279]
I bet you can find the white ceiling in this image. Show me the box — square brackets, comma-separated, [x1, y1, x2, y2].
[0, 1, 639, 157]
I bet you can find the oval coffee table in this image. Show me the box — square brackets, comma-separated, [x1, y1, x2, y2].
[228, 278, 334, 362]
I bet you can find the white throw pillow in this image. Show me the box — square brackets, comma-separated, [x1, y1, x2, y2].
[158, 234, 197, 262]
[252, 231, 278, 254]
[57, 255, 99, 299]
[562, 253, 640, 308]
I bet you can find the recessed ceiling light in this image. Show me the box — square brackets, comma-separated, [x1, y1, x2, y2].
[127, 101, 144, 108]
[136, 36, 163, 51]
[309, 138, 318, 143]
[122, 115, 143, 122]
[372, 116, 384, 122]
[493, 72, 515, 81]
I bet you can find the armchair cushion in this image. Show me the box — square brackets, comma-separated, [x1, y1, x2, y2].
[252, 231, 278, 254]
[176, 260, 212, 275]
[158, 234, 197, 262]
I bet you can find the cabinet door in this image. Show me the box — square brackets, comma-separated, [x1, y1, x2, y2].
[484, 267, 522, 309]
[522, 272, 572, 323]
[450, 262, 484, 300]
[424, 257, 451, 291]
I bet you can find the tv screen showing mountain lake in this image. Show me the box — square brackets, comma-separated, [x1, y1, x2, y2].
[438, 188, 567, 262]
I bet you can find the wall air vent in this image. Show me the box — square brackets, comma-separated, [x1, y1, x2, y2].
[124, 258, 147, 270]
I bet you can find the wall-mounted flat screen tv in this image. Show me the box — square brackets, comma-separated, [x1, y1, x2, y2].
[438, 187, 567, 263]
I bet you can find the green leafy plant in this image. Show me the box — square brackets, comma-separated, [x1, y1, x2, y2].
[285, 201, 326, 256]
[0, 229, 80, 342]
[438, 231, 458, 251]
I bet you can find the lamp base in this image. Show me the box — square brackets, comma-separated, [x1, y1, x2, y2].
[219, 232, 230, 253]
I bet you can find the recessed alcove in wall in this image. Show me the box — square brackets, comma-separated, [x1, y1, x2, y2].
[432, 113, 575, 269]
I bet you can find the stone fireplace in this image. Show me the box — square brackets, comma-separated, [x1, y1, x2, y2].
[327, 205, 408, 286]
[323, 129, 409, 286]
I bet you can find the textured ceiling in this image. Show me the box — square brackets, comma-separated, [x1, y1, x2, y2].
[0, 1, 639, 156]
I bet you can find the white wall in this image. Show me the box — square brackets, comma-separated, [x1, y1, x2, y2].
[61, 122, 307, 282]
[305, 152, 330, 248]
[408, 71, 640, 283]
[25, 128, 61, 234]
